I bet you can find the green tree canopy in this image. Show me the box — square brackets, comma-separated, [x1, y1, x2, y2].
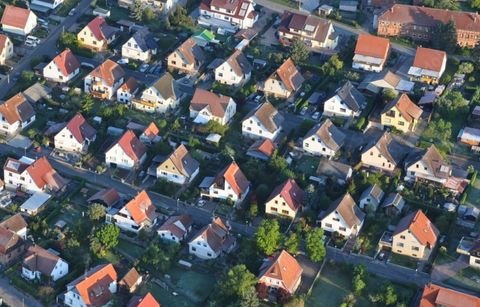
[283, 232, 300, 254]
[289, 39, 310, 63]
[305, 228, 326, 262]
[255, 219, 281, 255]
[87, 203, 106, 222]
[216, 265, 258, 302]
[432, 21, 457, 53]
[458, 62, 475, 74]
[321, 55, 344, 77]
[90, 224, 119, 257]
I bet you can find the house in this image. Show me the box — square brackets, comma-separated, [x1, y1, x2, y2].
[84, 59, 125, 100]
[316, 160, 353, 185]
[246, 138, 276, 161]
[43, 49, 80, 83]
[468, 240, 480, 268]
[319, 193, 365, 237]
[54, 113, 96, 154]
[408, 47, 447, 84]
[242, 102, 284, 140]
[358, 184, 384, 211]
[353, 34, 390, 72]
[405, 145, 451, 184]
[22, 245, 68, 282]
[105, 130, 147, 170]
[0, 224, 25, 265]
[257, 250, 303, 298]
[381, 94, 423, 133]
[198, 0, 258, 30]
[200, 162, 250, 205]
[359, 70, 415, 94]
[0, 214, 27, 240]
[382, 192, 405, 216]
[140, 122, 160, 144]
[392, 210, 439, 259]
[119, 267, 142, 293]
[323, 81, 366, 118]
[263, 58, 304, 99]
[0, 34, 14, 65]
[157, 214, 193, 243]
[214, 50, 252, 86]
[64, 264, 117, 307]
[117, 77, 139, 104]
[189, 89, 237, 125]
[127, 292, 160, 307]
[361, 132, 406, 172]
[122, 29, 157, 62]
[188, 217, 236, 259]
[419, 283, 480, 307]
[265, 179, 304, 219]
[32, 0, 64, 9]
[302, 119, 345, 158]
[4, 156, 67, 194]
[156, 144, 200, 184]
[106, 190, 158, 233]
[459, 127, 480, 147]
[277, 11, 338, 49]
[167, 38, 205, 74]
[377, 4, 480, 48]
[133, 73, 179, 113]
[0, 6, 37, 36]
[87, 187, 121, 208]
[77, 16, 117, 51]
[339, 0, 358, 12]
[0, 94, 36, 136]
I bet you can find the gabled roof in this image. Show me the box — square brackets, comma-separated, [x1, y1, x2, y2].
[142, 122, 159, 140]
[190, 88, 233, 119]
[127, 292, 160, 307]
[120, 267, 141, 289]
[62, 113, 96, 144]
[224, 50, 252, 76]
[258, 250, 303, 294]
[214, 162, 250, 196]
[316, 160, 352, 180]
[0, 34, 10, 55]
[68, 263, 117, 307]
[322, 193, 365, 228]
[1, 6, 33, 29]
[245, 102, 284, 133]
[131, 29, 157, 52]
[0, 214, 27, 234]
[381, 192, 404, 210]
[420, 283, 480, 307]
[406, 145, 451, 179]
[0, 226, 22, 254]
[267, 179, 304, 211]
[354, 33, 390, 59]
[158, 214, 193, 239]
[0, 94, 35, 124]
[191, 217, 234, 254]
[247, 139, 276, 158]
[336, 81, 366, 112]
[360, 184, 384, 203]
[278, 11, 333, 44]
[163, 144, 200, 178]
[86, 16, 117, 42]
[393, 210, 439, 247]
[382, 93, 422, 123]
[174, 38, 205, 66]
[119, 77, 139, 93]
[270, 58, 304, 92]
[304, 118, 345, 152]
[52, 49, 80, 77]
[110, 130, 147, 162]
[89, 59, 125, 87]
[151, 72, 177, 100]
[362, 132, 406, 166]
[88, 188, 120, 207]
[411, 47, 447, 73]
[23, 245, 62, 276]
[124, 191, 157, 225]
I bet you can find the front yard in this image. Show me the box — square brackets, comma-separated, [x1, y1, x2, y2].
[445, 267, 480, 292]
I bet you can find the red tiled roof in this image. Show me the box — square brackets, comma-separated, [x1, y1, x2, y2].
[215, 162, 250, 196]
[64, 113, 96, 144]
[0, 34, 10, 55]
[120, 267, 141, 290]
[53, 49, 80, 77]
[158, 215, 192, 239]
[420, 283, 480, 307]
[0, 214, 27, 234]
[267, 179, 304, 211]
[142, 122, 159, 139]
[0, 94, 35, 124]
[87, 16, 107, 42]
[383, 93, 422, 123]
[89, 59, 125, 87]
[113, 130, 147, 162]
[88, 188, 120, 207]
[124, 191, 157, 224]
[271, 58, 304, 92]
[0, 226, 22, 254]
[1, 6, 32, 30]
[412, 47, 447, 72]
[26, 157, 67, 192]
[71, 264, 117, 307]
[355, 33, 390, 59]
[130, 293, 161, 307]
[248, 139, 276, 158]
[394, 210, 439, 247]
[259, 250, 303, 294]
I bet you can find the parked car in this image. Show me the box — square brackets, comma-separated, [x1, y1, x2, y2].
[0, 65, 12, 74]
[139, 63, 149, 73]
[68, 8, 76, 16]
[312, 111, 320, 120]
[117, 58, 129, 65]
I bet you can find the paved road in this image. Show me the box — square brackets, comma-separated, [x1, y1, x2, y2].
[0, 276, 42, 307]
[0, 0, 92, 100]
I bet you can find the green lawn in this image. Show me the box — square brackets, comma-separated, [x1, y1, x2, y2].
[389, 254, 418, 270]
[108, 6, 131, 22]
[168, 267, 216, 303]
[295, 156, 320, 177]
[116, 239, 145, 259]
[139, 282, 193, 307]
[466, 177, 480, 208]
[446, 267, 480, 292]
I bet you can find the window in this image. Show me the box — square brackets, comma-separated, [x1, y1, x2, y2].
[339, 227, 346, 232]
[271, 207, 278, 212]
[281, 210, 289, 214]
[412, 246, 420, 251]
[398, 121, 405, 126]
[397, 243, 404, 247]
[191, 247, 196, 251]
[332, 218, 340, 222]
[400, 235, 405, 239]
[207, 253, 212, 257]
[475, 259, 480, 264]
[325, 223, 333, 228]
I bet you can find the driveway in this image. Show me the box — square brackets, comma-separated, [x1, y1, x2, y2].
[0, 276, 42, 307]
[431, 256, 469, 282]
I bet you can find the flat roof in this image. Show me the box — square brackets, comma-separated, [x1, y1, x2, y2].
[21, 192, 51, 214]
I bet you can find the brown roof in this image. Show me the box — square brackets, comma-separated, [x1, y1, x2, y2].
[394, 210, 439, 247]
[278, 11, 332, 45]
[214, 162, 250, 196]
[124, 191, 157, 225]
[407, 145, 451, 179]
[259, 250, 303, 294]
[266, 179, 304, 211]
[270, 58, 304, 92]
[119, 77, 139, 93]
[111, 130, 147, 162]
[0, 94, 35, 124]
[420, 283, 480, 307]
[382, 93, 422, 123]
[363, 131, 406, 166]
[175, 38, 205, 66]
[52, 49, 80, 77]
[158, 214, 193, 239]
[304, 118, 345, 152]
[120, 267, 141, 290]
[355, 33, 390, 59]
[379, 4, 480, 33]
[87, 188, 120, 207]
[151, 73, 177, 100]
[69, 264, 117, 307]
[193, 217, 234, 254]
[246, 102, 284, 133]
[89, 59, 125, 87]
[225, 50, 252, 76]
[0, 226, 22, 254]
[0, 214, 27, 234]
[26, 157, 67, 192]
[164, 144, 199, 178]
[1, 6, 32, 29]
[190, 88, 232, 118]
[412, 47, 447, 72]
[23, 245, 62, 276]
[0, 34, 9, 55]
[322, 193, 365, 228]
[63, 113, 96, 144]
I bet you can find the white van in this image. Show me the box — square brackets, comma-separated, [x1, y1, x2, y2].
[26, 36, 40, 45]
[24, 41, 37, 47]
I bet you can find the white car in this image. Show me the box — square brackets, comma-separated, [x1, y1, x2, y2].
[117, 58, 129, 65]
[198, 199, 206, 207]
[312, 112, 320, 120]
[68, 8, 76, 16]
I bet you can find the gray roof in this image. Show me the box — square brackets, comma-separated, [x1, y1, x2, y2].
[405, 145, 450, 179]
[132, 29, 157, 52]
[322, 193, 365, 228]
[360, 184, 384, 203]
[151, 72, 177, 100]
[304, 119, 345, 152]
[382, 192, 405, 210]
[336, 81, 366, 112]
[362, 132, 406, 166]
[316, 160, 352, 180]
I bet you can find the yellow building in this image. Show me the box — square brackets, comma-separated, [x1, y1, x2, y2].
[77, 16, 117, 51]
[381, 93, 422, 133]
[265, 179, 304, 219]
[167, 38, 205, 75]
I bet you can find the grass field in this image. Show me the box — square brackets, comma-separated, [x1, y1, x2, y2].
[466, 178, 480, 208]
[140, 282, 193, 307]
[168, 267, 216, 302]
[116, 239, 146, 259]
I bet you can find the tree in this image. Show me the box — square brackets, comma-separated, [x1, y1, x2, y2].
[382, 89, 397, 102]
[321, 55, 344, 77]
[140, 242, 179, 272]
[59, 32, 78, 49]
[248, 201, 258, 218]
[418, 0, 459, 10]
[130, 0, 143, 21]
[143, 7, 156, 22]
[255, 219, 281, 255]
[432, 21, 457, 53]
[90, 224, 120, 257]
[305, 228, 326, 262]
[458, 62, 475, 74]
[87, 203, 106, 222]
[235, 286, 260, 307]
[283, 297, 305, 307]
[216, 265, 257, 301]
[472, 0, 480, 9]
[203, 120, 228, 136]
[171, 118, 181, 131]
[289, 39, 310, 63]
[284, 232, 300, 254]
[169, 6, 193, 28]
[81, 95, 94, 114]
[352, 274, 366, 295]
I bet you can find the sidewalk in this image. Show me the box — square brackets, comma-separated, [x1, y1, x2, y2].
[0, 276, 43, 307]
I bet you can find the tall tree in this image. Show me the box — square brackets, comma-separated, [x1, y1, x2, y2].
[432, 21, 457, 53]
[90, 224, 119, 257]
[289, 39, 310, 63]
[87, 203, 106, 222]
[130, 0, 143, 21]
[255, 219, 281, 255]
[305, 228, 326, 262]
[283, 232, 300, 254]
[216, 265, 257, 302]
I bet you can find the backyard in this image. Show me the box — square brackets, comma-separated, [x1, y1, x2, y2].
[466, 176, 480, 208]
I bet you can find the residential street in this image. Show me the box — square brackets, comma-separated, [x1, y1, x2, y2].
[0, 276, 42, 307]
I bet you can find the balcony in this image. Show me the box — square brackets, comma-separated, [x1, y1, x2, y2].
[378, 231, 393, 248]
[91, 91, 109, 100]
